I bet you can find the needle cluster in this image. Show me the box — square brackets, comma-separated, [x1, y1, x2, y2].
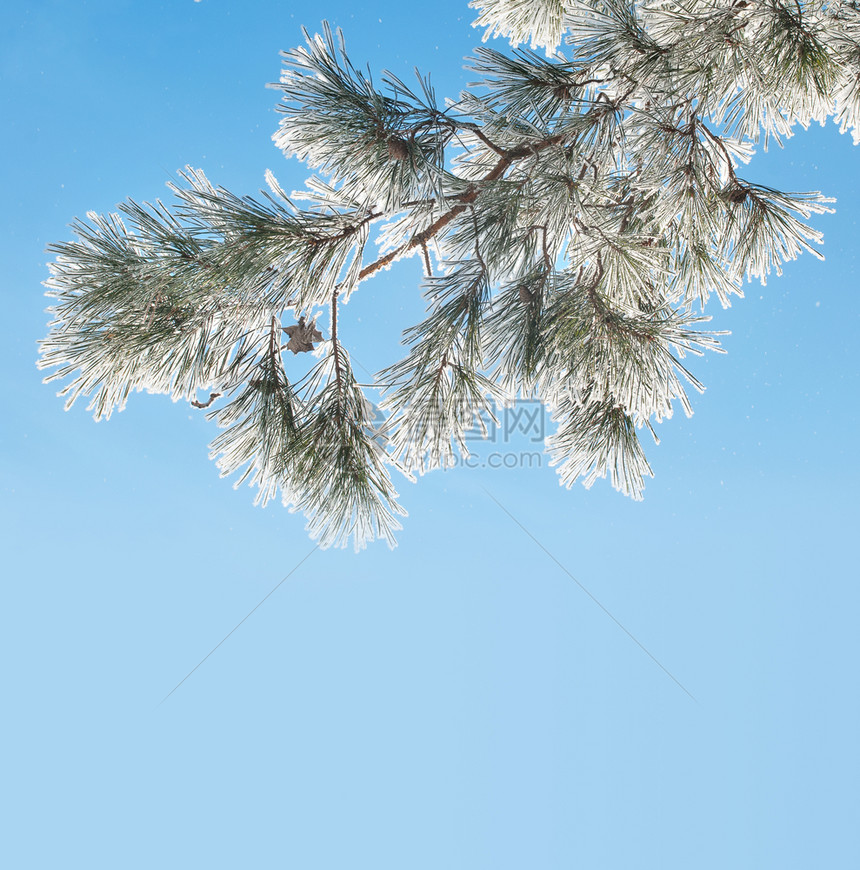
[41, 1, 857, 548]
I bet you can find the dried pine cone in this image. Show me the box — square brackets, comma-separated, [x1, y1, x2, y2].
[386, 136, 410, 161]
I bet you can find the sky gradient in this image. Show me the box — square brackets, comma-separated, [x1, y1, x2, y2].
[3, 2, 859, 867]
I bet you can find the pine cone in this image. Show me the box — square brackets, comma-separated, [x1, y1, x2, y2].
[723, 183, 748, 205]
[386, 136, 410, 161]
[284, 317, 324, 354]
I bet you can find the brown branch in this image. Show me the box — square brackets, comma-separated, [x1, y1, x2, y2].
[358, 133, 565, 282]
[698, 122, 739, 182]
[351, 87, 635, 286]
[444, 119, 509, 157]
[587, 253, 606, 308]
[331, 289, 343, 400]
[191, 392, 221, 409]
[433, 351, 450, 390]
[525, 224, 552, 272]
[540, 225, 551, 273]
[421, 242, 433, 277]
[469, 206, 489, 276]
[618, 196, 636, 235]
[468, 126, 510, 157]
[307, 209, 382, 245]
[572, 76, 610, 88]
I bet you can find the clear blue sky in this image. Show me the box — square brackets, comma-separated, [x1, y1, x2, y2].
[3, 2, 859, 868]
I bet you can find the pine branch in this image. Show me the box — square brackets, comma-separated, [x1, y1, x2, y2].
[358, 130, 569, 280]
[40, 2, 860, 548]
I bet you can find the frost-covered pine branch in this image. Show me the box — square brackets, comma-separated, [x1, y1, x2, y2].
[40, 2, 857, 549]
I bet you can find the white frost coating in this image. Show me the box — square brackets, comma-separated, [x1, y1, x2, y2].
[39, 2, 860, 548]
[470, 0, 567, 54]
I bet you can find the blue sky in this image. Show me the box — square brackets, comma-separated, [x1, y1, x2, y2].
[3, 1, 859, 867]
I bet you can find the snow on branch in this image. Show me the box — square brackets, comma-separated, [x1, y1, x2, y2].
[40, 1, 859, 548]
